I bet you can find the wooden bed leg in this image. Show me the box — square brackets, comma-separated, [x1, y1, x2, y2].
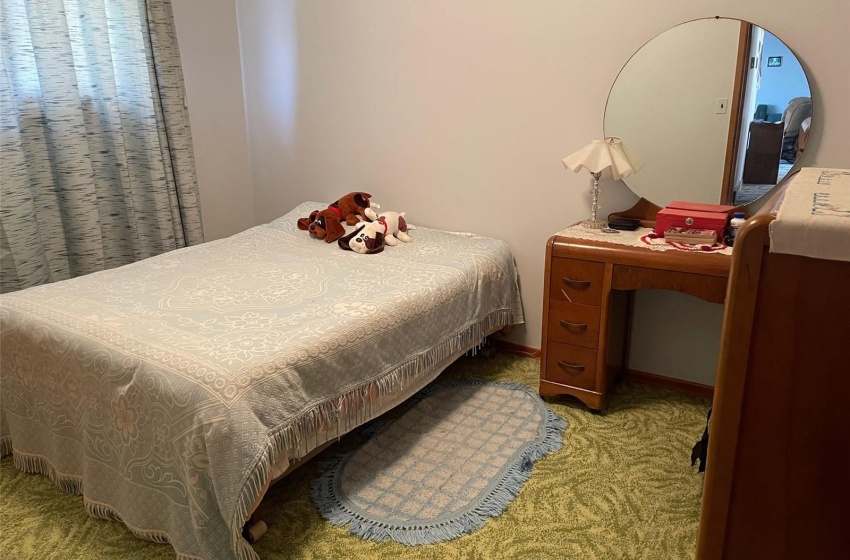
[243, 517, 268, 544]
[500, 324, 513, 336]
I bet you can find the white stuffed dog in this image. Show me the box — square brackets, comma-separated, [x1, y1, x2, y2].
[365, 208, 410, 246]
[338, 209, 411, 254]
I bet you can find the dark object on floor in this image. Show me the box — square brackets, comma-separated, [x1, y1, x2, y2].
[691, 408, 711, 473]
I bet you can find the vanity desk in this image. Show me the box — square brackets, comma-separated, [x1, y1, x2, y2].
[550, 12, 816, 412]
[539, 226, 730, 410]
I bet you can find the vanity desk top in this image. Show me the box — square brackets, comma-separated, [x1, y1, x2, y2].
[549, 227, 732, 302]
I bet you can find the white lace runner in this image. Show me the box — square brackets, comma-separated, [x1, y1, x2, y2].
[770, 168, 850, 262]
[554, 225, 734, 255]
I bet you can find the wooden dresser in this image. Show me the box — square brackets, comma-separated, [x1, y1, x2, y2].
[696, 188, 849, 560]
[539, 231, 730, 410]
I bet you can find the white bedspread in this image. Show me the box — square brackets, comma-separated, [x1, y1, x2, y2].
[0, 202, 523, 560]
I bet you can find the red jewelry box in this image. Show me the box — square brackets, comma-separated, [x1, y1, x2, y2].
[655, 201, 736, 238]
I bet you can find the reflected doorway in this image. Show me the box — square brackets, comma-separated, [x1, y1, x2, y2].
[726, 24, 812, 205]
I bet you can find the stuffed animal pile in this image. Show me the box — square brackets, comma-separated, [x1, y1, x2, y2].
[298, 192, 411, 253]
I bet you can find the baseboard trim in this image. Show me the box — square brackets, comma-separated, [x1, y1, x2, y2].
[625, 368, 714, 399]
[494, 340, 541, 358]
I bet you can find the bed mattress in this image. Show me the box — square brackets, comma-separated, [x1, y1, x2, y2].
[0, 202, 523, 560]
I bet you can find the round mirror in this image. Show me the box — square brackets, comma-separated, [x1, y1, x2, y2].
[604, 18, 813, 207]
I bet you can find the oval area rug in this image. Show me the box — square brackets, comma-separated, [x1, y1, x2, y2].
[310, 380, 567, 545]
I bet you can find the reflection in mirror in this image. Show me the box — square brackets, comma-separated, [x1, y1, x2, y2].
[604, 18, 813, 208]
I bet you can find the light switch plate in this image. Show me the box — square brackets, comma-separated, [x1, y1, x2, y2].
[716, 98, 729, 114]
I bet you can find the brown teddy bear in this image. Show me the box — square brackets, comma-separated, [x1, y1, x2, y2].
[297, 192, 373, 243]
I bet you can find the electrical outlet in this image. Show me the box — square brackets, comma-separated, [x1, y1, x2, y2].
[716, 98, 729, 114]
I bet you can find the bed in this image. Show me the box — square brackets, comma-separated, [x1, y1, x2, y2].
[0, 202, 524, 560]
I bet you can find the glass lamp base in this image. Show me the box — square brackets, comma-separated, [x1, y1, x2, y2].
[581, 219, 608, 230]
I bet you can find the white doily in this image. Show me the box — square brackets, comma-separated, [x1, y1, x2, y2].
[554, 225, 733, 256]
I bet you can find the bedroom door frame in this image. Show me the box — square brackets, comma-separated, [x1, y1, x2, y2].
[720, 21, 753, 205]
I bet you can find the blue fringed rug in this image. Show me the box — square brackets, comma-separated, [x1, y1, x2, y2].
[310, 380, 567, 545]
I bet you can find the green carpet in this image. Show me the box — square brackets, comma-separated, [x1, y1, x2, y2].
[0, 355, 709, 559]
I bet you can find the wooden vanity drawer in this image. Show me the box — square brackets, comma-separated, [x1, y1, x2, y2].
[549, 258, 604, 305]
[544, 342, 598, 391]
[546, 300, 601, 349]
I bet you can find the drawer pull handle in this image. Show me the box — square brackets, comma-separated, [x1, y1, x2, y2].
[562, 277, 591, 289]
[557, 361, 585, 373]
[559, 320, 588, 332]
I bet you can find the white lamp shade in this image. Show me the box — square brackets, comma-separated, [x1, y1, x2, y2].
[562, 137, 644, 180]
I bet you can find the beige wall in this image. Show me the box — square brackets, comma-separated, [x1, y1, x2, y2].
[172, 0, 254, 241]
[629, 290, 725, 385]
[604, 18, 741, 206]
[179, 0, 849, 386]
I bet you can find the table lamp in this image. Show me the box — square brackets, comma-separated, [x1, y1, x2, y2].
[562, 137, 644, 229]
